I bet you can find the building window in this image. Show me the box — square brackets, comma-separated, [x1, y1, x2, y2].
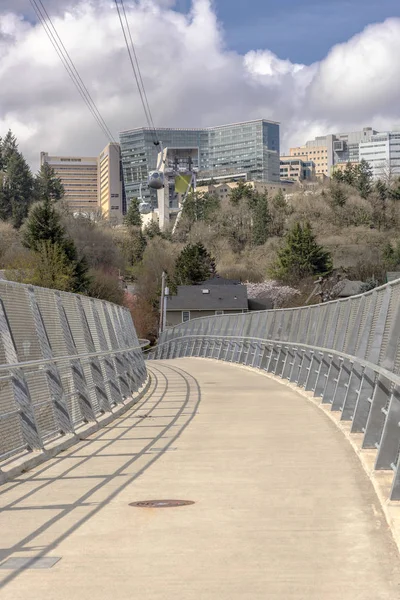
[215, 310, 224, 315]
[182, 311, 190, 323]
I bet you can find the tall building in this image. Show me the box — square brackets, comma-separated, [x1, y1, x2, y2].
[289, 127, 378, 176]
[280, 156, 316, 182]
[289, 141, 329, 176]
[359, 132, 400, 179]
[40, 152, 99, 213]
[98, 143, 126, 220]
[41, 143, 126, 222]
[119, 119, 280, 207]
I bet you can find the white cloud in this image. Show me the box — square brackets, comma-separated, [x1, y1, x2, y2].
[0, 0, 399, 169]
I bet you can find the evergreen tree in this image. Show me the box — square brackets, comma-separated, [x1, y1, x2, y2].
[389, 177, 400, 201]
[181, 191, 220, 223]
[62, 237, 91, 293]
[272, 189, 286, 209]
[3, 152, 34, 228]
[383, 240, 400, 268]
[23, 198, 65, 250]
[270, 221, 332, 283]
[29, 241, 75, 291]
[229, 180, 254, 205]
[6, 240, 75, 292]
[124, 198, 142, 227]
[332, 168, 344, 183]
[355, 159, 373, 198]
[343, 162, 357, 186]
[34, 162, 64, 202]
[23, 198, 90, 293]
[121, 226, 147, 267]
[252, 192, 270, 246]
[174, 242, 216, 285]
[1, 130, 18, 165]
[144, 220, 163, 239]
[329, 182, 347, 207]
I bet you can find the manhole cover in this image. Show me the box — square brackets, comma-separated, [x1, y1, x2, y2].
[129, 500, 195, 508]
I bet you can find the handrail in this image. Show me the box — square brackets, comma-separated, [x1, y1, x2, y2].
[0, 280, 147, 466]
[148, 278, 400, 501]
[148, 333, 400, 387]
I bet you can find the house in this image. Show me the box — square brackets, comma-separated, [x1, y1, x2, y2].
[165, 284, 248, 327]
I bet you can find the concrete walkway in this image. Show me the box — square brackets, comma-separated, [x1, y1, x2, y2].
[0, 358, 400, 599]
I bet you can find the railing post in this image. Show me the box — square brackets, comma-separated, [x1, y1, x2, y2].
[340, 294, 375, 420]
[320, 304, 343, 403]
[0, 300, 43, 451]
[305, 306, 327, 391]
[330, 300, 354, 410]
[352, 287, 391, 433]
[54, 294, 96, 424]
[27, 287, 74, 436]
[364, 287, 400, 451]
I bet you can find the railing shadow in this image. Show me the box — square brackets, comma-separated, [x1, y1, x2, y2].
[0, 362, 201, 589]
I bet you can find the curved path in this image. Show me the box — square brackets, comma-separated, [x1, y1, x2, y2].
[0, 358, 400, 599]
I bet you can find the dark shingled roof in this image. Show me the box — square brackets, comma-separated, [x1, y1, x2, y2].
[166, 284, 248, 311]
[197, 276, 241, 286]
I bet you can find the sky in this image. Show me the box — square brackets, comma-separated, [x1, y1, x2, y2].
[1, 0, 400, 168]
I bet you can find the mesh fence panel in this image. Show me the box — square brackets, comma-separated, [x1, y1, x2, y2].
[0, 281, 146, 464]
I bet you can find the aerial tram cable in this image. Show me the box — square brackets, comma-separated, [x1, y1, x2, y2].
[113, 0, 157, 144]
[118, 0, 158, 140]
[30, 0, 119, 147]
[113, 0, 167, 200]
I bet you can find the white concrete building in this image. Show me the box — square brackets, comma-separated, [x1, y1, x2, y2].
[41, 143, 126, 222]
[359, 132, 400, 180]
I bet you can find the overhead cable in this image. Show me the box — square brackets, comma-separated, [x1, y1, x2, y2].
[30, 0, 118, 145]
[114, 0, 159, 144]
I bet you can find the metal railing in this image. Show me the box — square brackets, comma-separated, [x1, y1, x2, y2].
[0, 281, 147, 464]
[150, 279, 400, 500]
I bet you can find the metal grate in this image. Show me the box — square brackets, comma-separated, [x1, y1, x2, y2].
[0, 281, 146, 465]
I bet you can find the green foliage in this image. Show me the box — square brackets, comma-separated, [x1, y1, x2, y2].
[119, 226, 147, 270]
[229, 180, 254, 205]
[269, 190, 291, 237]
[34, 163, 64, 202]
[7, 241, 75, 292]
[23, 198, 65, 250]
[174, 242, 216, 285]
[22, 198, 90, 293]
[181, 191, 220, 223]
[383, 240, 400, 268]
[329, 182, 347, 207]
[252, 192, 270, 246]
[332, 162, 357, 186]
[124, 198, 142, 227]
[332, 160, 373, 199]
[272, 189, 285, 209]
[0, 152, 34, 228]
[270, 221, 332, 283]
[62, 237, 91, 293]
[388, 177, 400, 201]
[144, 220, 163, 239]
[355, 160, 373, 198]
[1, 130, 18, 166]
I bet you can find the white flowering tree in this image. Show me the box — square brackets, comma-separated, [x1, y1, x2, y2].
[245, 280, 300, 308]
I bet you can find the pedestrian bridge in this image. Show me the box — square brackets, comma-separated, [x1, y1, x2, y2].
[1, 280, 400, 598]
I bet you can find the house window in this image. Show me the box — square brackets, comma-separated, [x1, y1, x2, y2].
[215, 310, 224, 315]
[182, 311, 190, 323]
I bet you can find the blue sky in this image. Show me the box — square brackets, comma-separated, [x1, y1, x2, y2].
[3, 0, 400, 164]
[177, 0, 400, 64]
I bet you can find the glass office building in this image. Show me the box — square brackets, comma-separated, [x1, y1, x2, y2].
[119, 119, 280, 206]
